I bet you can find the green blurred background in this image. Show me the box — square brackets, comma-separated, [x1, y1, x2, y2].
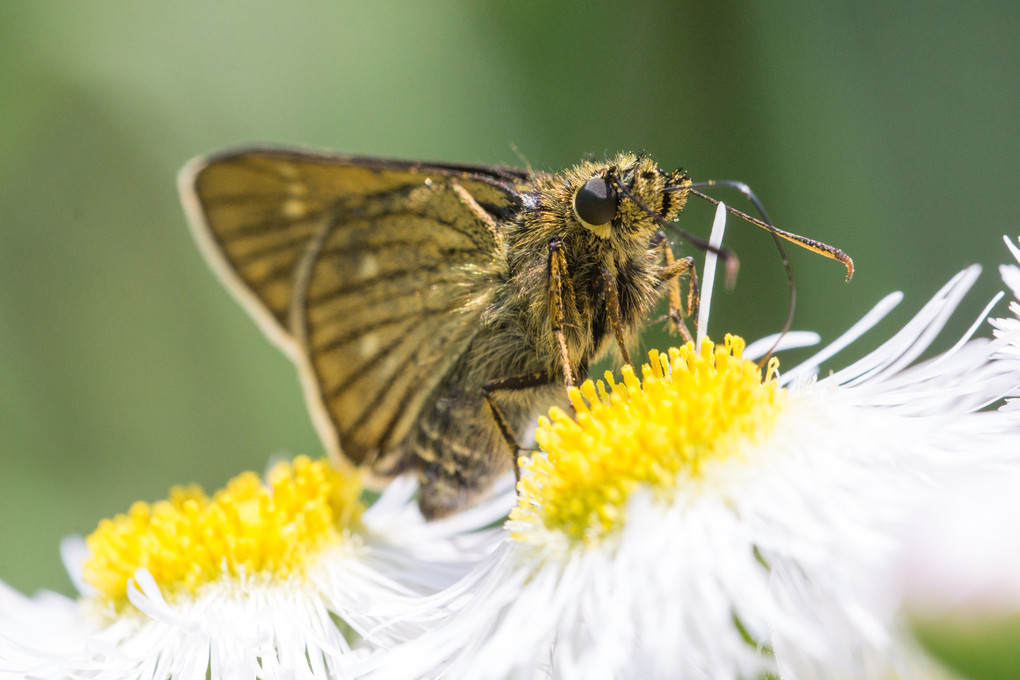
[1, 2, 1016, 596]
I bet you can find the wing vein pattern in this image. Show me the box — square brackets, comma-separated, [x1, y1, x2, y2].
[189, 151, 513, 471]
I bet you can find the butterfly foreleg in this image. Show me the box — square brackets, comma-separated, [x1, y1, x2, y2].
[650, 230, 698, 343]
[482, 372, 554, 482]
[547, 238, 577, 389]
[599, 268, 632, 367]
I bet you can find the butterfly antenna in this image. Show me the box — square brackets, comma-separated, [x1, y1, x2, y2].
[679, 181, 854, 282]
[607, 173, 740, 287]
[680, 179, 853, 365]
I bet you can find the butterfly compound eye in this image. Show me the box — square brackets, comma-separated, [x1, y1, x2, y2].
[573, 176, 618, 227]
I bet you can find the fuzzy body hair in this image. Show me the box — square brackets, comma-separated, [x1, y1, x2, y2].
[412, 153, 690, 517]
[180, 147, 691, 519]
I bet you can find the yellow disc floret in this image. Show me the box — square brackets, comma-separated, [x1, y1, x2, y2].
[511, 335, 785, 545]
[83, 456, 363, 610]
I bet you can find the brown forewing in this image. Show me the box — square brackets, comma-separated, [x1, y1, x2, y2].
[179, 148, 525, 475]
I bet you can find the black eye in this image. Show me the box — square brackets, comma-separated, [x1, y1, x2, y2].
[573, 176, 618, 227]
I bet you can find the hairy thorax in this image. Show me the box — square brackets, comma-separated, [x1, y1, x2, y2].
[492, 153, 688, 378]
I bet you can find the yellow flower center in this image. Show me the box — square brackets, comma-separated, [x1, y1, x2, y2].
[511, 335, 785, 545]
[83, 456, 363, 610]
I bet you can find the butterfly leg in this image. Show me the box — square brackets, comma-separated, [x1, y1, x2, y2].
[599, 268, 632, 367]
[548, 238, 577, 388]
[650, 231, 698, 343]
[482, 372, 554, 481]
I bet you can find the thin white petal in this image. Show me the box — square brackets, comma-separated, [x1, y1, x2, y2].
[744, 330, 820, 361]
[830, 266, 980, 386]
[781, 291, 903, 386]
[697, 201, 728, 348]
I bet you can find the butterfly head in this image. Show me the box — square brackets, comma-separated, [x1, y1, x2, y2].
[569, 154, 690, 241]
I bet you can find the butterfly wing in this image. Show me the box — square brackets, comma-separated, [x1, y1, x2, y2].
[179, 148, 525, 475]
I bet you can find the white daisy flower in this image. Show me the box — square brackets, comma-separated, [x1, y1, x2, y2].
[897, 470, 1020, 680]
[0, 456, 508, 680]
[892, 235, 1020, 680]
[353, 213, 1020, 680]
[990, 236, 1020, 375]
